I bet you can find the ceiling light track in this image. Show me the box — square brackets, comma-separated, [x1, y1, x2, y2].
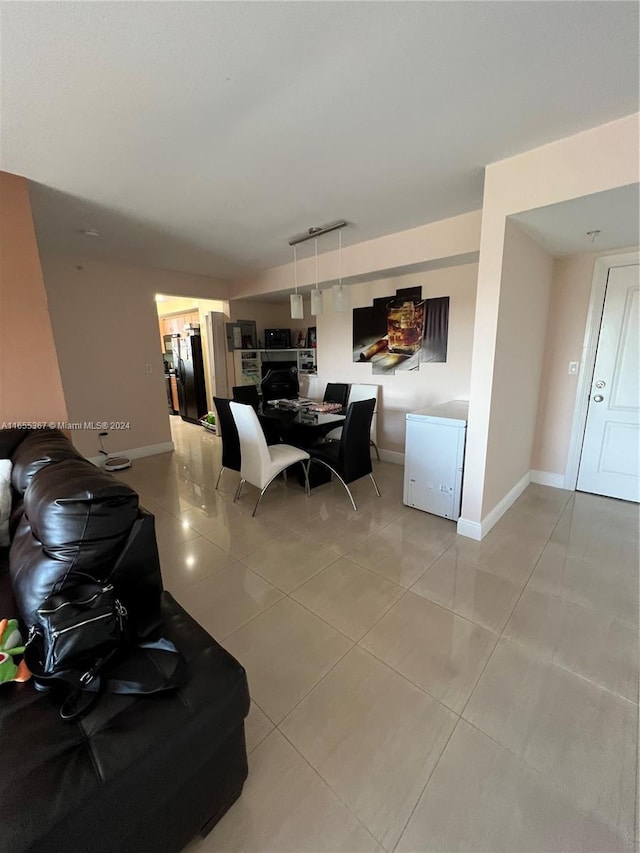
[288, 219, 348, 246]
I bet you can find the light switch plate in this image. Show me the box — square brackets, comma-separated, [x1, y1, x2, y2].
[568, 361, 579, 375]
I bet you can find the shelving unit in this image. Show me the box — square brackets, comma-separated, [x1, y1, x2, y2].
[233, 350, 261, 387]
[233, 349, 317, 388]
[296, 349, 316, 374]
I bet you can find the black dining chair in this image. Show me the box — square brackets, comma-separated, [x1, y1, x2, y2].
[308, 398, 380, 510]
[232, 387, 281, 446]
[213, 397, 241, 490]
[323, 382, 349, 407]
[233, 385, 260, 411]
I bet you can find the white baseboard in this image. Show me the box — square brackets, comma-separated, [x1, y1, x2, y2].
[456, 518, 483, 540]
[530, 469, 566, 489]
[457, 470, 531, 541]
[378, 449, 405, 465]
[87, 441, 175, 467]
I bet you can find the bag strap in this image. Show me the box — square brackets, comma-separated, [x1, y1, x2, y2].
[53, 517, 145, 593]
[105, 517, 145, 582]
[59, 639, 186, 722]
[102, 638, 186, 696]
[25, 633, 187, 719]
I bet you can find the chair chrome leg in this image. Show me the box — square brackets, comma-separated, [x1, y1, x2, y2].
[370, 440, 380, 461]
[233, 478, 245, 503]
[312, 459, 358, 511]
[343, 482, 357, 511]
[250, 470, 284, 516]
[300, 460, 310, 496]
[252, 487, 267, 517]
[369, 472, 381, 497]
[215, 466, 225, 490]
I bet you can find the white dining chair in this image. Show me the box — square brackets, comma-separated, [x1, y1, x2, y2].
[324, 383, 380, 460]
[229, 402, 310, 516]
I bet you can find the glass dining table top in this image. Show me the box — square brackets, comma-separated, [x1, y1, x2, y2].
[258, 399, 346, 430]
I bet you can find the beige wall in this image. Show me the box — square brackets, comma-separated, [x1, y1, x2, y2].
[531, 254, 597, 476]
[462, 113, 640, 529]
[231, 210, 481, 299]
[316, 263, 478, 454]
[481, 221, 553, 514]
[229, 298, 311, 348]
[41, 253, 228, 457]
[156, 296, 199, 315]
[0, 172, 68, 424]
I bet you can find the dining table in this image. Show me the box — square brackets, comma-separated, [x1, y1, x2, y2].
[257, 399, 346, 488]
[257, 399, 346, 448]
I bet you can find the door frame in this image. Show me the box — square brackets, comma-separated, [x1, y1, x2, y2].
[564, 249, 639, 490]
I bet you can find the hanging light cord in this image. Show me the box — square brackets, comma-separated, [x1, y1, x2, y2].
[315, 238, 319, 290]
[338, 229, 342, 286]
[294, 244, 298, 292]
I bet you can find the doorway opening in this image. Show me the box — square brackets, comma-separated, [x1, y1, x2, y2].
[154, 294, 230, 431]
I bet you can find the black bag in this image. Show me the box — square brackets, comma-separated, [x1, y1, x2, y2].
[24, 514, 186, 721]
[26, 574, 127, 688]
[25, 572, 186, 721]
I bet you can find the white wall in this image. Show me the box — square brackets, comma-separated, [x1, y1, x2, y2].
[41, 253, 228, 457]
[316, 263, 478, 454]
[481, 220, 553, 514]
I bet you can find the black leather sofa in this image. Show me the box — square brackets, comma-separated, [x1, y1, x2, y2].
[0, 428, 250, 853]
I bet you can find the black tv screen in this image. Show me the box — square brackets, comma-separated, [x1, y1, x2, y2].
[264, 328, 291, 349]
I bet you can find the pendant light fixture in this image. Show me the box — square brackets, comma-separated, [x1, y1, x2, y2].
[332, 229, 348, 312]
[287, 220, 348, 315]
[290, 244, 304, 319]
[310, 238, 323, 316]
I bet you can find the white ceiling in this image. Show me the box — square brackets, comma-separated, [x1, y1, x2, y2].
[2, 2, 638, 279]
[513, 184, 640, 257]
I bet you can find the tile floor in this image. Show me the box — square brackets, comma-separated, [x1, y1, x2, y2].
[118, 417, 639, 853]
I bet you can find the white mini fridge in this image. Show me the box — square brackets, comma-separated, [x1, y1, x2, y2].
[403, 400, 468, 519]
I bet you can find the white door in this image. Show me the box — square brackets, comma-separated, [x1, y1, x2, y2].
[577, 264, 639, 502]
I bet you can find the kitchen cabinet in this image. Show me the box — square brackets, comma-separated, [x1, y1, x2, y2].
[169, 375, 179, 411]
[159, 312, 201, 355]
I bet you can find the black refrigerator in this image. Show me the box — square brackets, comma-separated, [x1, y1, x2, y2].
[175, 333, 207, 424]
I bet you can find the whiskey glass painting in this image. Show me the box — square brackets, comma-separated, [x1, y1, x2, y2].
[386, 298, 425, 355]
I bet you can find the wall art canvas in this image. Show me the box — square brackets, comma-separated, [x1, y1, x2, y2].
[352, 286, 449, 374]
